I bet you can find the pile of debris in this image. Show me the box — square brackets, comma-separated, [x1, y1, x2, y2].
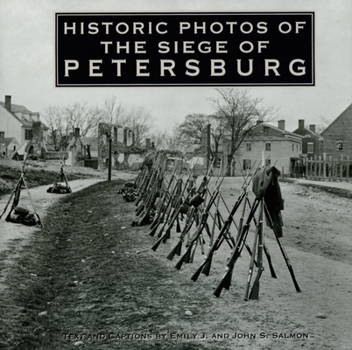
[117, 181, 138, 203]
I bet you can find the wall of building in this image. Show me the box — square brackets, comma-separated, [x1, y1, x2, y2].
[0, 107, 23, 144]
[322, 107, 352, 158]
[236, 138, 302, 176]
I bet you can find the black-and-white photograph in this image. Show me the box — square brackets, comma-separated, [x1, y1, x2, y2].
[0, 1, 351, 349]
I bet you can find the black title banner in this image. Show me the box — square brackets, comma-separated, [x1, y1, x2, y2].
[55, 12, 315, 87]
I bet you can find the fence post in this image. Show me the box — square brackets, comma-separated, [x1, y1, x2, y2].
[347, 156, 350, 182]
[333, 158, 337, 181]
[329, 155, 332, 181]
[323, 153, 326, 179]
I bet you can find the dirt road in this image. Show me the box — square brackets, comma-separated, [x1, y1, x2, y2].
[0, 174, 351, 349]
[0, 170, 136, 255]
[0, 179, 105, 254]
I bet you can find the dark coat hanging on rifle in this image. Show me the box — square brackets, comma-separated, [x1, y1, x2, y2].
[252, 166, 284, 237]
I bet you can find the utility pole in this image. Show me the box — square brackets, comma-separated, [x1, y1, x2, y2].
[107, 133, 112, 182]
[206, 123, 211, 172]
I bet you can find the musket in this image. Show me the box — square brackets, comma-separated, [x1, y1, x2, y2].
[135, 153, 163, 207]
[149, 163, 180, 231]
[166, 206, 198, 260]
[236, 157, 277, 279]
[244, 201, 263, 300]
[153, 158, 215, 253]
[213, 154, 273, 297]
[191, 169, 257, 282]
[137, 170, 165, 226]
[213, 197, 260, 297]
[1, 176, 22, 221]
[137, 154, 166, 210]
[175, 166, 227, 270]
[3, 154, 43, 227]
[151, 176, 193, 250]
[264, 202, 301, 293]
[246, 152, 267, 300]
[51, 153, 71, 193]
[2, 154, 28, 221]
[150, 178, 183, 237]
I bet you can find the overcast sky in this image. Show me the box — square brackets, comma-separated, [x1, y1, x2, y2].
[0, 0, 351, 133]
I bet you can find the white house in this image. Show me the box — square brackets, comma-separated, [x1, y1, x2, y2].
[0, 95, 48, 147]
[235, 120, 303, 177]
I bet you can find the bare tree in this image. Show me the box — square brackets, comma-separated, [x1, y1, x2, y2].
[100, 96, 125, 126]
[119, 105, 154, 146]
[63, 102, 102, 137]
[42, 106, 70, 151]
[210, 88, 276, 163]
[42, 102, 102, 150]
[149, 128, 185, 152]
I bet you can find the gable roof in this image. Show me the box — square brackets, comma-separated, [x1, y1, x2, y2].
[3, 137, 19, 147]
[251, 122, 303, 139]
[321, 103, 352, 136]
[292, 127, 320, 138]
[0, 101, 47, 129]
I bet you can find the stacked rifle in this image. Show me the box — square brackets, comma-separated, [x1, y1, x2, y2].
[47, 160, 71, 194]
[1, 155, 43, 227]
[128, 152, 301, 301]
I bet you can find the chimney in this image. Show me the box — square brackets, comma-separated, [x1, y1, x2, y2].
[32, 121, 42, 140]
[278, 120, 285, 130]
[309, 124, 316, 133]
[74, 127, 80, 139]
[299, 119, 305, 129]
[0, 131, 5, 140]
[5, 95, 11, 112]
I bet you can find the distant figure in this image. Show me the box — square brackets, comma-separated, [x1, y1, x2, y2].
[301, 163, 306, 178]
[232, 160, 236, 176]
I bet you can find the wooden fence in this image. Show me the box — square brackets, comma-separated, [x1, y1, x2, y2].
[306, 155, 351, 181]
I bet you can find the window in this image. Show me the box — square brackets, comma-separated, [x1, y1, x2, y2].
[25, 129, 32, 140]
[243, 159, 251, 170]
[307, 142, 313, 154]
[265, 143, 271, 152]
[292, 144, 294, 152]
[246, 142, 252, 151]
[296, 144, 299, 152]
[336, 140, 343, 151]
[266, 159, 271, 166]
[13, 145, 16, 151]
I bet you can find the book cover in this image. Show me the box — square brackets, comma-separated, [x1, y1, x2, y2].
[0, 1, 351, 350]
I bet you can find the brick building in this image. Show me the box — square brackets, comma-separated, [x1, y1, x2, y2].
[292, 119, 322, 159]
[321, 103, 352, 158]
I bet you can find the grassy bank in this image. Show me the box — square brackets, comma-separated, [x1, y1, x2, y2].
[0, 180, 231, 350]
[0, 164, 92, 196]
